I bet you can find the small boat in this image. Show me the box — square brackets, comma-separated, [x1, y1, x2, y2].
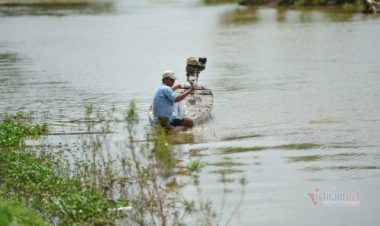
[149, 85, 213, 129]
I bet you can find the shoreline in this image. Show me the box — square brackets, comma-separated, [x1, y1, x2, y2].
[0, 0, 109, 5]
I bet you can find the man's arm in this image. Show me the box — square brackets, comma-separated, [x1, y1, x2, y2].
[175, 84, 196, 102]
[172, 84, 182, 91]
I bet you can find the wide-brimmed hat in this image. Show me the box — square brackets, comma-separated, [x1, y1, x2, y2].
[162, 70, 177, 80]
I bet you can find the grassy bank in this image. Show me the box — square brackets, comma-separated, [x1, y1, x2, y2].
[0, 112, 118, 225]
[0, 198, 46, 226]
[0, 0, 104, 4]
[239, 0, 362, 7]
[203, 0, 363, 11]
[0, 103, 216, 226]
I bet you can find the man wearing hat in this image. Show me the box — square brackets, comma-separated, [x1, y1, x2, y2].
[153, 70, 197, 128]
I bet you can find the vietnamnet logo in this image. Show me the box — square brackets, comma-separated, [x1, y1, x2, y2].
[307, 187, 360, 207]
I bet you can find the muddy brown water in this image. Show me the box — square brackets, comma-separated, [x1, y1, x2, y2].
[1, 1, 380, 225]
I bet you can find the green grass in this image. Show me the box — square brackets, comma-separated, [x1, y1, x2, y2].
[0, 112, 118, 225]
[0, 104, 218, 226]
[0, 199, 46, 226]
[0, 112, 48, 147]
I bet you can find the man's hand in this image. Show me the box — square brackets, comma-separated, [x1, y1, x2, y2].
[175, 84, 197, 102]
[172, 84, 182, 90]
[190, 84, 197, 92]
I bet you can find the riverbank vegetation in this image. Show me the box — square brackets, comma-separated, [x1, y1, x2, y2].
[1, 0, 378, 14]
[239, 0, 360, 7]
[204, 0, 379, 13]
[0, 0, 105, 4]
[0, 103, 216, 225]
[0, 198, 46, 226]
[0, 112, 118, 225]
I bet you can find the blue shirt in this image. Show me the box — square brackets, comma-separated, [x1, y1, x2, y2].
[153, 83, 178, 123]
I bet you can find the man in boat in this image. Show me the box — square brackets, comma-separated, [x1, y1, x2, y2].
[153, 70, 197, 129]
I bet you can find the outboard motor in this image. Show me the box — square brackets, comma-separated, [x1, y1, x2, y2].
[186, 56, 207, 85]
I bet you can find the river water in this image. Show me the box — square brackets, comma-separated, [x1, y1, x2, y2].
[1, 1, 380, 225]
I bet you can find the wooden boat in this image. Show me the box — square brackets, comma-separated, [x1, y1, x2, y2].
[149, 85, 213, 129]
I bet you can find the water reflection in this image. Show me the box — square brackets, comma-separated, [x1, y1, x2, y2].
[219, 143, 321, 154]
[0, 51, 26, 97]
[0, 2, 115, 16]
[209, 167, 244, 175]
[202, 0, 240, 5]
[221, 145, 267, 154]
[302, 165, 380, 171]
[0, 48, 80, 115]
[219, 6, 259, 25]
[209, 157, 247, 167]
[167, 131, 196, 145]
[0, 52, 20, 65]
[221, 132, 262, 141]
[219, 6, 359, 26]
[288, 152, 370, 163]
[287, 154, 321, 162]
[209, 158, 246, 180]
